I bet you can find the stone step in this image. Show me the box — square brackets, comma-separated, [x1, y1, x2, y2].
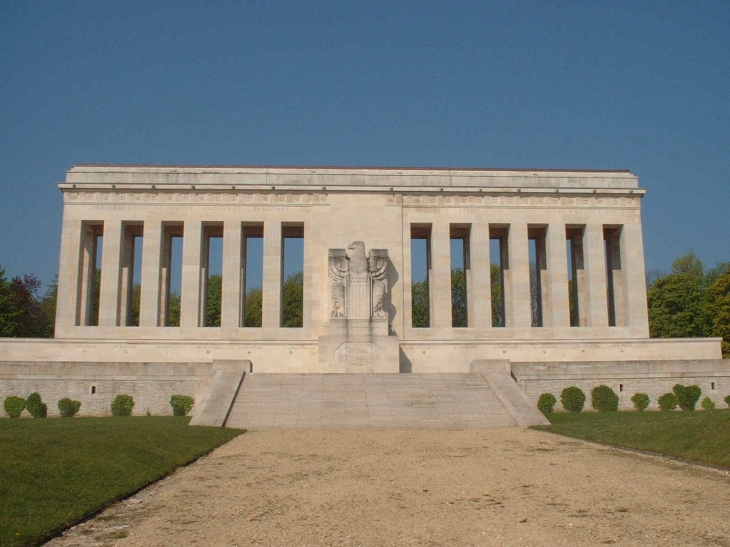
[225, 373, 532, 429]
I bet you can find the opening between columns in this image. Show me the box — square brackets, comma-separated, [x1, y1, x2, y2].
[242, 223, 264, 327]
[566, 225, 586, 327]
[160, 222, 183, 327]
[76, 221, 103, 326]
[410, 224, 431, 328]
[489, 225, 507, 328]
[528, 225, 547, 328]
[282, 223, 304, 328]
[120, 222, 143, 326]
[604, 225, 624, 327]
[450, 224, 470, 328]
[200, 223, 223, 327]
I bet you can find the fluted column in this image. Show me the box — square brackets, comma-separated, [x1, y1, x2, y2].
[221, 221, 243, 331]
[98, 220, 123, 326]
[621, 222, 650, 334]
[139, 220, 162, 327]
[262, 220, 282, 329]
[471, 222, 491, 329]
[431, 222, 451, 329]
[180, 220, 203, 328]
[55, 217, 82, 331]
[584, 223, 609, 327]
[506, 222, 531, 329]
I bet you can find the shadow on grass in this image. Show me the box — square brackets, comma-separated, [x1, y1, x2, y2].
[0, 416, 244, 547]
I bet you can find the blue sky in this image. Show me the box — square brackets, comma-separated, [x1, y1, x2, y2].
[1, 1, 728, 288]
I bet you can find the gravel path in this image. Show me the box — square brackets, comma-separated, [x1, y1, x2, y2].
[47, 428, 730, 547]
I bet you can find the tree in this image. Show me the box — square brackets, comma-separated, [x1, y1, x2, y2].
[647, 253, 705, 338]
[168, 291, 181, 327]
[491, 264, 504, 327]
[282, 271, 303, 328]
[703, 265, 730, 358]
[244, 286, 262, 327]
[206, 275, 222, 327]
[0, 266, 23, 336]
[412, 278, 429, 328]
[451, 268, 467, 327]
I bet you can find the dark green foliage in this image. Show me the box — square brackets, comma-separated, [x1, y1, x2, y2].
[701, 397, 715, 411]
[490, 264, 504, 327]
[537, 393, 557, 414]
[703, 265, 730, 358]
[648, 254, 705, 338]
[167, 291, 181, 327]
[411, 279, 429, 328]
[58, 398, 82, 418]
[244, 286, 262, 327]
[673, 384, 701, 411]
[26, 392, 47, 418]
[631, 393, 650, 411]
[205, 274, 222, 327]
[560, 386, 586, 413]
[658, 392, 678, 411]
[4, 396, 26, 418]
[451, 268, 467, 328]
[591, 385, 619, 412]
[0, 417, 242, 547]
[170, 395, 194, 416]
[534, 410, 730, 469]
[725, 395, 730, 408]
[0, 266, 56, 338]
[111, 394, 135, 416]
[282, 271, 303, 328]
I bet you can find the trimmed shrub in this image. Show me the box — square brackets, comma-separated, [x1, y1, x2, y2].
[631, 393, 650, 411]
[591, 385, 619, 412]
[26, 392, 48, 418]
[170, 395, 195, 416]
[4, 396, 26, 418]
[673, 384, 702, 411]
[658, 392, 678, 411]
[701, 397, 715, 411]
[725, 395, 730, 408]
[560, 386, 586, 413]
[58, 398, 82, 418]
[537, 393, 556, 414]
[111, 394, 135, 416]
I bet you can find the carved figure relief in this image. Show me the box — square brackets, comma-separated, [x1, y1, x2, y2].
[328, 242, 389, 320]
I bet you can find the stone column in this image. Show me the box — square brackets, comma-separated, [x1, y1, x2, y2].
[221, 221, 243, 331]
[180, 220, 203, 328]
[139, 220, 162, 327]
[621, 222, 650, 334]
[262, 220, 282, 329]
[546, 222, 570, 328]
[302, 220, 313, 330]
[584, 223, 609, 328]
[98, 220, 123, 327]
[55, 217, 82, 330]
[118, 228, 135, 326]
[430, 222, 452, 329]
[506, 222, 531, 329]
[470, 221, 491, 329]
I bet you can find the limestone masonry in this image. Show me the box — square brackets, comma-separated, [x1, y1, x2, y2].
[0, 165, 726, 423]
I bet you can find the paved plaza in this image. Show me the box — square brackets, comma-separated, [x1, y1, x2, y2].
[47, 428, 730, 547]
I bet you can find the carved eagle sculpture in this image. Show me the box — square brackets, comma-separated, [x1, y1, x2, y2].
[328, 242, 389, 318]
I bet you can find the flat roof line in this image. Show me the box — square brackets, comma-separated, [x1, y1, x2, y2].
[71, 164, 633, 174]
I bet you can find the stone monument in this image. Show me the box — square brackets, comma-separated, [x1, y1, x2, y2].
[319, 241, 399, 373]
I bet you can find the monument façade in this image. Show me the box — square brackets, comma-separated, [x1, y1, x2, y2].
[0, 165, 726, 422]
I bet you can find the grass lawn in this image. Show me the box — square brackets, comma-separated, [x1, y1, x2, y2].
[532, 409, 730, 469]
[0, 417, 243, 547]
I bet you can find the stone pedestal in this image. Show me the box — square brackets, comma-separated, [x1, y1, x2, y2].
[318, 318, 400, 373]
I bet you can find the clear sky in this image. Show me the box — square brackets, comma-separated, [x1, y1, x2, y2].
[1, 1, 728, 288]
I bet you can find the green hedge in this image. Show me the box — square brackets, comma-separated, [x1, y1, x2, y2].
[591, 385, 619, 412]
[4, 396, 26, 418]
[560, 386, 586, 413]
[26, 392, 48, 418]
[725, 395, 730, 408]
[537, 393, 556, 414]
[170, 395, 195, 416]
[673, 384, 701, 411]
[701, 397, 715, 411]
[630, 393, 650, 411]
[58, 398, 82, 418]
[111, 394, 135, 417]
[658, 392, 678, 411]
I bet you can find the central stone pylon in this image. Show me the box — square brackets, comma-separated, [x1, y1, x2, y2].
[318, 241, 399, 373]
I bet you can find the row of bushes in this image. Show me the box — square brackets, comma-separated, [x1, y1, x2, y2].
[3, 393, 194, 418]
[537, 385, 730, 414]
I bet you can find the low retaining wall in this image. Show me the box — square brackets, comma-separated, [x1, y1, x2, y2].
[512, 360, 730, 410]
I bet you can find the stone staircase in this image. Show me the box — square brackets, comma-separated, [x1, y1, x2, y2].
[224, 372, 547, 429]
